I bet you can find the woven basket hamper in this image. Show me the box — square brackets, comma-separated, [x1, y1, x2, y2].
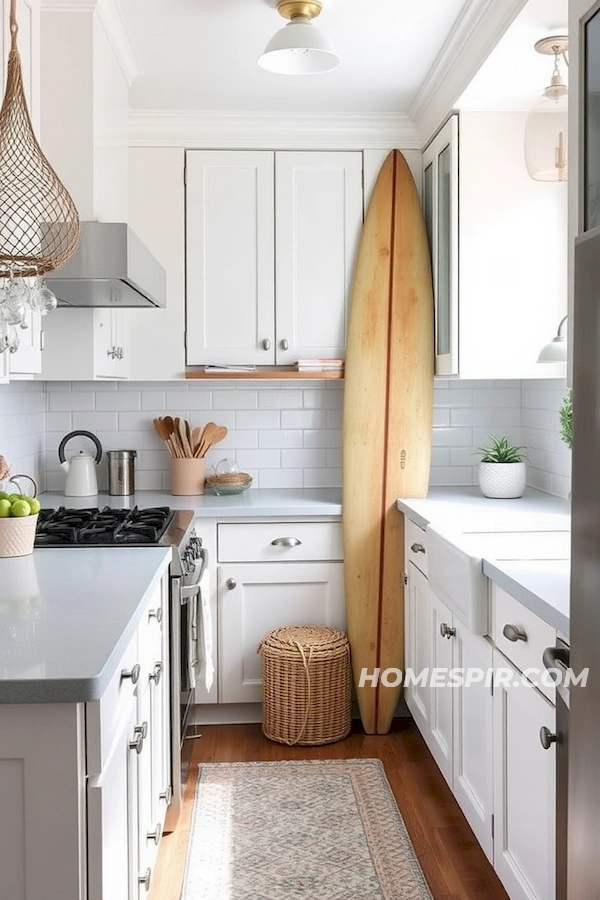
[259, 625, 351, 746]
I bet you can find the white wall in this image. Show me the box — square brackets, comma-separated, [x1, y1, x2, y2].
[459, 110, 568, 379]
[522, 378, 571, 498]
[0, 383, 45, 490]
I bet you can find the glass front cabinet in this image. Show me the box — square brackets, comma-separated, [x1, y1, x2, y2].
[422, 115, 459, 376]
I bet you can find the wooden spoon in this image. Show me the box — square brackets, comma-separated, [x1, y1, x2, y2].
[164, 415, 182, 458]
[198, 422, 228, 457]
[191, 425, 204, 457]
[153, 417, 177, 458]
[196, 421, 217, 457]
[178, 417, 193, 457]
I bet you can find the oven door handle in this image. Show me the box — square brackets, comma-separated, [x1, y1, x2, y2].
[180, 548, 208, 603]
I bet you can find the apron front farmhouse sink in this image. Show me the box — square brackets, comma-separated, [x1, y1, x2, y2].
[426, 525, 571, 634]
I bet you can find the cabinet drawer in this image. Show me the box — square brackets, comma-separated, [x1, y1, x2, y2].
[405, 519, 428, 576]
[87, 631, 139, 777]
[492, 585, 556, 700]
[218, 522, 343, 562]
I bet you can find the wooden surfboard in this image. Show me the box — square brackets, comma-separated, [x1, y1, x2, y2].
[342, 150, 434, 734]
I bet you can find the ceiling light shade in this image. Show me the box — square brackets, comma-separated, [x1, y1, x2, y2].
[537, 314, 568, 362]
[258, 1, 340, 75]
[524, 36, 569, 182]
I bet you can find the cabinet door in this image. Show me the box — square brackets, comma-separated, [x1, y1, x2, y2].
[404, 561, 430, 737]
[422, 116, 458, 376]
[428, 587, 454, 786]
[186, 150, 275, 365]
[453, 624, 493, 861]
[219, 562, 346, 703]
[275, 151, 363, 364]
[493, 650, 556, 900]
[9, 308, 42, 377]
[88, 699, 139, 900]
[94, 309, 129, 379]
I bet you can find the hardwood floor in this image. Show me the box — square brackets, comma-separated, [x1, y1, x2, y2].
[150, 719, 509, 900]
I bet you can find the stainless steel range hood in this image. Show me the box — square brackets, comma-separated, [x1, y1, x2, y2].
[46, 222, 166, 308]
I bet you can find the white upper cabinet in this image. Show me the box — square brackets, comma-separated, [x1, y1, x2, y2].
[274, 152, 363, 365]
[185, 149, 363, 367]
[422, 116, 459, 377]
[1, 0, 42, 379]
[186, 150, 275, 366]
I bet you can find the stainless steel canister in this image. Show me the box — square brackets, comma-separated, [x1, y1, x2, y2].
[107, 450, 137, 496]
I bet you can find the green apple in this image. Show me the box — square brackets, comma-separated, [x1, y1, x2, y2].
[0, 491, 9, 501]
[10, 499, 31, 517]
[0, 499, 11, 517]
[7, 493, 23, 503]
[26, 497, 40, 515]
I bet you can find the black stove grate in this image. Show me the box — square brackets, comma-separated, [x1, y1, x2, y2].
[35, 506, 173, 547]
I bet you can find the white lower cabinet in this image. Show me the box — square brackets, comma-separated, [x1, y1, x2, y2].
[403, 520, 557, 897]
[217, 521, 345, 704]
[0, 572, 170, 900]
[493, 650, 556, 900]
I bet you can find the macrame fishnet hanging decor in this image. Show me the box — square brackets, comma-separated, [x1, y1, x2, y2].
[0, 0, 79, 278]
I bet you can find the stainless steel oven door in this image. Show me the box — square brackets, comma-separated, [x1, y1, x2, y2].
[164, 546, 208, 832]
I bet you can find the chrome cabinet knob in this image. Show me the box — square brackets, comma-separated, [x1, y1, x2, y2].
[271, 537, 302, 547]
[134, 721, 148, 740]
[503, 624, 528, 643]
[440, 622, 456, 639]
[540, 726, 558, 750]
[147, 823, 162, 845]
[410, 542, 426, 554]
[129, 732, 144, 755]
[121, 663, 140, 685]
[160, 784, 173, 805]
[138, 868, 151, 891]
[149, 607, 163, 624]
[280, 338, 289, 351]
[226, 578, 237, 590]
[262, 338, 271, 351]
[149, 661, 163, 685]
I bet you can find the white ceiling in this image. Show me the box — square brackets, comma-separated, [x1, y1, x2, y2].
[119, 0, 469, 113]
[458, 0, 568, 110]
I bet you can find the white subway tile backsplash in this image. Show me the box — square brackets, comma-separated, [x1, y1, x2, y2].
[0, 376, 572, 499]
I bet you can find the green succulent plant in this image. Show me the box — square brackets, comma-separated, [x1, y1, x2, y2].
[559, 391, 573, 449]
[478, 435, 526, 464]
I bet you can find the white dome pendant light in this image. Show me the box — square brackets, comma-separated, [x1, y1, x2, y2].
[258, 1, 340, 75]
[524, 36, 569, 182]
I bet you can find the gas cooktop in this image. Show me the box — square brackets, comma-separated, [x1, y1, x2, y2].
[35, 506, 174, 547]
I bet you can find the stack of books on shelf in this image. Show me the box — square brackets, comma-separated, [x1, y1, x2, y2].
[296, 358, 345, 372]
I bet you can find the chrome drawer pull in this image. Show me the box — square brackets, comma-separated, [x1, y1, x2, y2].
[149, 607, 163, 624]
[129, 732, 144, 755]
[138, 868, 151, 891]
[271, 537, 302, 547]
[160, 785, 173, 805]
[226, 578, 237, 590]
[147, 823, 162, 845]
[440, 623, 456, 639]
[410, 542, 426, 554]
[503, 624, 527, 643]
[121, 663, 140, 685]
[149, 661, 163, 685]
[540, 726, 557, 750]
[134, 721, 148, 740]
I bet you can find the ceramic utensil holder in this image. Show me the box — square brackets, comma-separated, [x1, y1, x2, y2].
[170, 458, 206, 496]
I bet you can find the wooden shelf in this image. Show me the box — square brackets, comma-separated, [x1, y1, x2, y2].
[185, 368, 344, 380]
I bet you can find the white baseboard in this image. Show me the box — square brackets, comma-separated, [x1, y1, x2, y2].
[189, 698, 412, 727]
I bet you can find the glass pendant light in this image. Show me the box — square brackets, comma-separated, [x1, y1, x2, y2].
[524, 36, 569, 182]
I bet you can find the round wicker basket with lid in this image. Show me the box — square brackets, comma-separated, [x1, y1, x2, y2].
[258, 625, 351, 746]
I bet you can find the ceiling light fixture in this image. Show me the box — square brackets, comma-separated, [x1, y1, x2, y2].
[258, 1, 340, 76]
[524, 35, 569, 182]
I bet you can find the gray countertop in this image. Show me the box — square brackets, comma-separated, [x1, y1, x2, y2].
[0, 547, 171, 703]
[40, 488, 342, 519]
[397, 487, 571, 638]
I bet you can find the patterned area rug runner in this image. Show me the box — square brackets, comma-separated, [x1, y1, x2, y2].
[182, 758, 432, 900]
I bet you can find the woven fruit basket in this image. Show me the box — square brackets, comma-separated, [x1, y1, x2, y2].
[258, 625, 351, 746]
[0, 473, 39, 558]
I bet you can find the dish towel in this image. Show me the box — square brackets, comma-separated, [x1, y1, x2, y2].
[194, 566, 214, 692]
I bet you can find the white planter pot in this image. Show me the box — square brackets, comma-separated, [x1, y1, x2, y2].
[478, 462, 526, 499]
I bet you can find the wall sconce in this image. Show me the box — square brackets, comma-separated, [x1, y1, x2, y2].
[524, 35, 569, 182]
[537, 314, 568, 362]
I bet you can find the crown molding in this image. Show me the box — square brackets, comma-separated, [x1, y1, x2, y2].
[40, 0, 142, 86]
[409, 0, 528, 147]
[127, 109, 420, 150]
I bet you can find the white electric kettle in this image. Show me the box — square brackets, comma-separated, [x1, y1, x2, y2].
[58, 430, 103, 497]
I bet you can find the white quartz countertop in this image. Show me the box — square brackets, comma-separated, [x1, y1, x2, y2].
[397, 487, 571, 638]
[40, 488, 342, 518]
[0, 547, 171, 703]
